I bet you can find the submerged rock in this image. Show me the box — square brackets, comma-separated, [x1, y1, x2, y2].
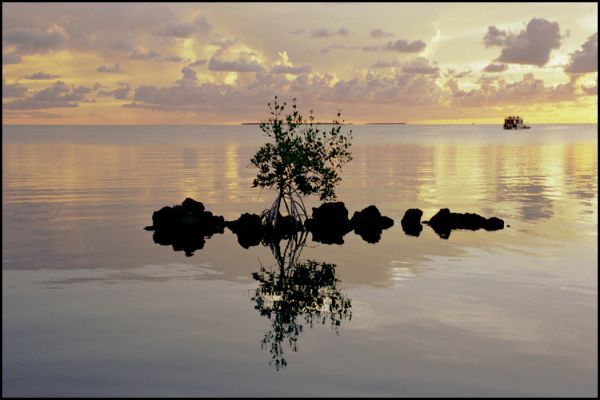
[401, 208, 423, 237]
[305, 202, 352, 244]
[424, 208, 505, 239]
[350, 205, 394, 244]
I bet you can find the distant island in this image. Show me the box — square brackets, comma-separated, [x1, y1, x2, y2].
[241, 122, 408, 126]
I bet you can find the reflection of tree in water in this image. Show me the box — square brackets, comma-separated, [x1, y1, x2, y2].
[251, 232, 352, 370]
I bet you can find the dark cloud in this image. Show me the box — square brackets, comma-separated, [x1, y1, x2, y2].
[180, 67, 198, 81]
[402, 57, 439, 75]
[453, 70, 472, 79]
[483, 26, 508, 47]
[97, 64, 125, 73]
[208, 57, 264, 72]
[485, 18, 562, 66]
[165, 55, 187, 63]
[322, 39, 426, 55]
[2, 78, 28, 98]
[310, 28, 350, 38]
[189, 59, 207, 67]
[163, 16, 211, 38]
[127, 48, 186, 63]
[3, 51, 22, 64]
[482, 63, 508, 73]
[383, 39, 426, 53]
[23, 72, 61, 80]
[98, 85, 132, 100]
[129, 48, 162, 61]
[370, 29, 394, 38]
[564, 32, 597, 74]
[271, 65, 312, 74]
[3, 80, 93, 109]
[3, 25, 68, 54]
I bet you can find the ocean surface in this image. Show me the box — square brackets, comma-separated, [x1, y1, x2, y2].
[2, 124, 597, 396]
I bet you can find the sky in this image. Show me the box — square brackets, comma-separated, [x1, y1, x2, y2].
[2, 2, 597, 124]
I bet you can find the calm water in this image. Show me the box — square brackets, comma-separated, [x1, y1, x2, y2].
[2, 124, 597, 396]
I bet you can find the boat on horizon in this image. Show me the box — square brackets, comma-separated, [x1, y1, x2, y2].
[503, 115, 530, 130]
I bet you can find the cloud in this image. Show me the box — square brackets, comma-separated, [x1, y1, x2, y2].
[3, 80, 93, 109]
[452, 70, 472, 79]
[96, 64, 125, 73]
[383, 39, 427, 53]
[322, 39, 426, 54]
[370, 60, 401, 68]
[98, 85, 132, 100]
[208, 57, 264, 72]
[582, 83, 597, 95]
[2, 78, 28, 98]
[402, 57, 439, 75]
[290, 28, 305, 35]
[271, 65, 312, 74]
[485, 18, 563, 66]
[482, 63, 508, 73]
[483, 26, 508, 47]
[310, 27, 350, 38]
[129, 48, 162, 61]
[23, 72, 61, 80]
[189, 59, 207, 67]
[162, 15, 211, 38]
[180, 66, 198, 81]
[165, 55, 187, 63]
[564, 32, 597, 74]
[370, 29, 394, 38]
[448, 72, 580, 107]
[127, 48, 185, 63]
[3, 51, 22, 64]
[2, 24, 68, 54]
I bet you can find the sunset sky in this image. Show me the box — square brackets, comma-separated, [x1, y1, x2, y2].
[2, 2, 597, 124]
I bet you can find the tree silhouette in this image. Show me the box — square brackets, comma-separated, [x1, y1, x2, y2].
[251, 232, 352, 370]
[250, 96, 353, 229]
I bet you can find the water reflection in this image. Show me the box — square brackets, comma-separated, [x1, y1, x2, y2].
[251, 232, 352, 370]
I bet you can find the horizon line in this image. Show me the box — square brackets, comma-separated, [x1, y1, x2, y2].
[2, 122, 598, 127]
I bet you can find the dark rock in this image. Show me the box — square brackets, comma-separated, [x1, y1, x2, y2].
[380, 216, 395, 230]
[312, 202, 350, 225]
[146, 198, 226, 255]
[426, 208, 505, 239]
[400, 208, 423, 237]
[305, 202, 352, 244]
[484, 217, 504, 231]
[226, 213, 265, 248]
[182, 197, 205, 214]
[350, 205, 394, 244]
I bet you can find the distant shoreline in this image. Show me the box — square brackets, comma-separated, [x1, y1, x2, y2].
[240, 122, 409, 126]
[241, 122, 356, 126]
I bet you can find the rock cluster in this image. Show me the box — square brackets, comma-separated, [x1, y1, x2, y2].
[305, 202, 394, 244]
[145, 198, 507, 256]
[145, 198, 225, 256]
[423, 208, 504, 239]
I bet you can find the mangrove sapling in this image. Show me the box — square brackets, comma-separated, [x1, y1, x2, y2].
[250, 96, 353, 230]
